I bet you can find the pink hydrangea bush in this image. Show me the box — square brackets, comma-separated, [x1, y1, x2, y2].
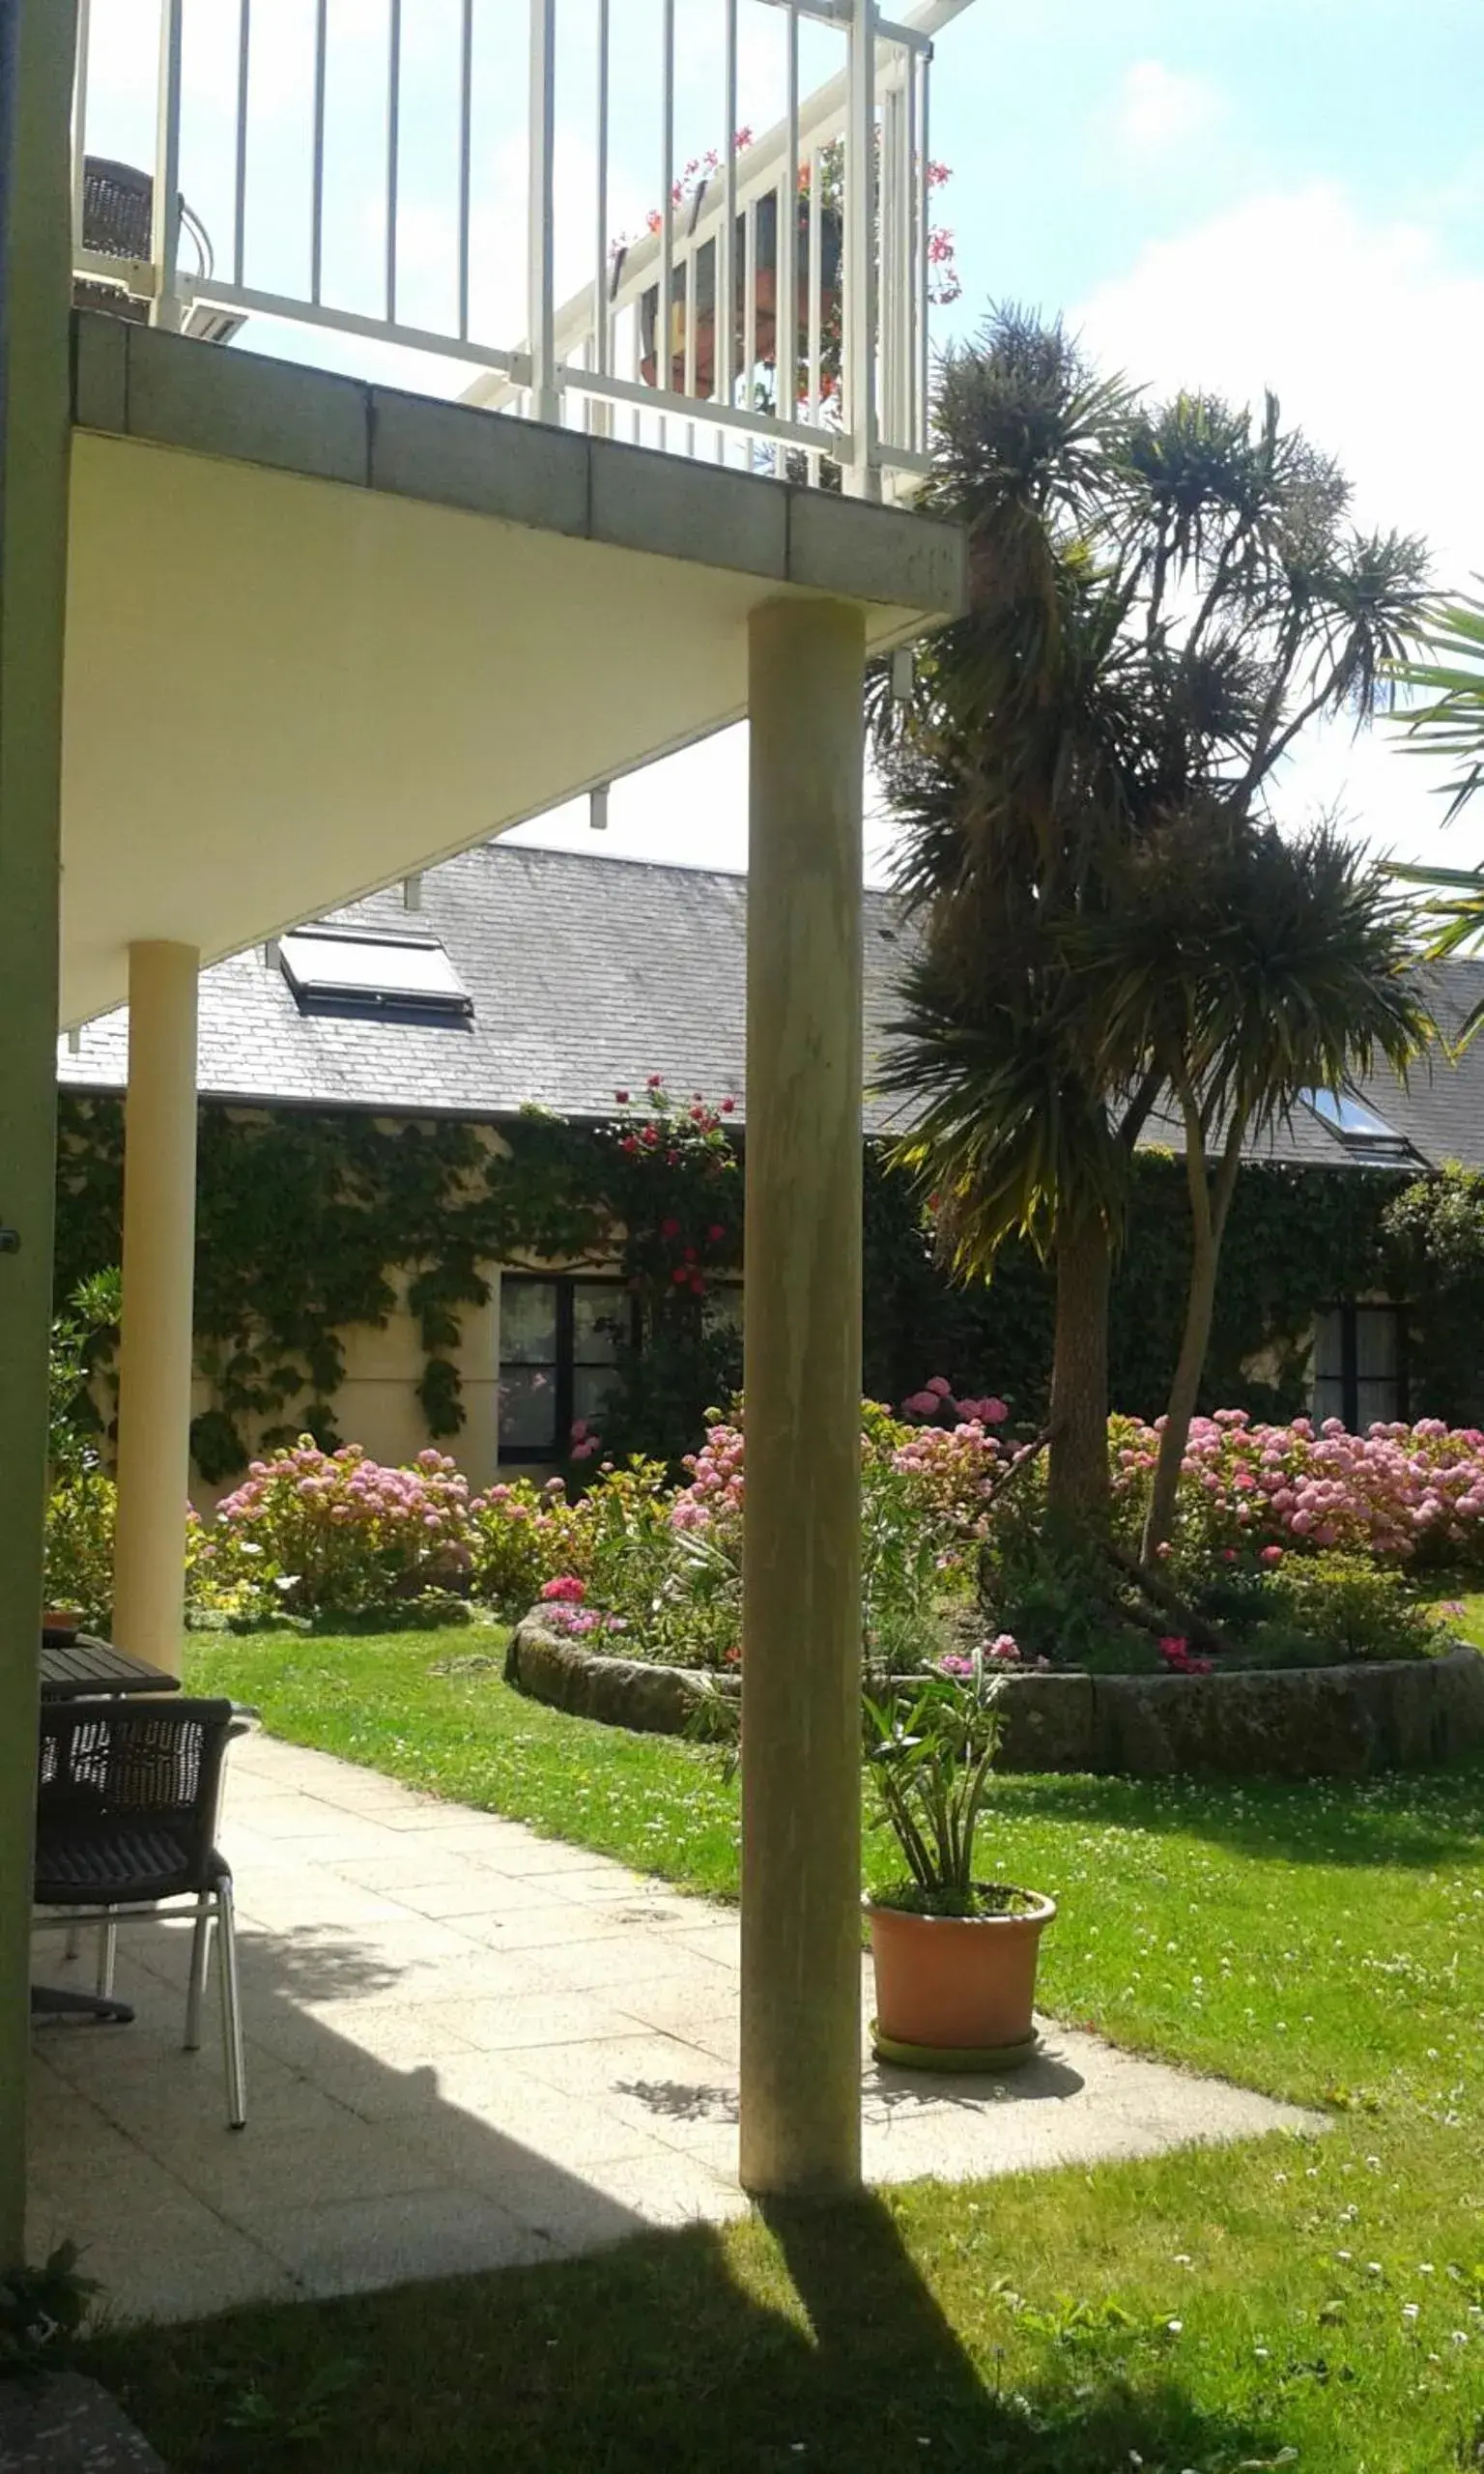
[668, 1397, 1013, 1667]
[465, 1476, 580, 1613]
[1111, 1410, 1484, 1570]
[900, 1374, 1009, 1428]
[215, 1440, 476, 1616]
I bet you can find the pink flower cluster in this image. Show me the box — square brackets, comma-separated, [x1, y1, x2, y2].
[220, 1441, 471, 1537]
[215, 1440, 475, 1613]
[887, 1418, 1009, 1539]
[672, 1421, 746, 1540]
[538, 1605, 628, 1638]
[938, 1633, 1021, 1678]
[670, 1403, 1012, 1609]
[540, 1575, 586, 1603]
[901, 1375, 1009, 1427]
[1158, 1635, 1213, 1677]
[1112, 1410, 1484, 1568]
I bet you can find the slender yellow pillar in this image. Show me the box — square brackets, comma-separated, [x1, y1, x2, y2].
[112, 941, 200, 1676]
[0, 0, 77, 2269]
[739, 595, 867, 2198]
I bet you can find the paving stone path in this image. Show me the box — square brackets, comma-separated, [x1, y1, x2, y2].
[28, 1731, 1319, 2323]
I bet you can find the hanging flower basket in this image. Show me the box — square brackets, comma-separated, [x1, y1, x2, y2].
[639, 191, 842, 397]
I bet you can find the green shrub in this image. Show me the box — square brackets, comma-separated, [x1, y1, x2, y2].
[43, 1473, 116, 1631]
[465, 1477, 576, 1614]
[1260, 1552, 1446, 1664]
[214, 1441, 476, 1618]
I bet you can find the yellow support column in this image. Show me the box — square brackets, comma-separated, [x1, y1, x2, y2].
[112, 941, 200, 1676]
[0, 0, 78, 2270]
[738, 595, 867, 2198]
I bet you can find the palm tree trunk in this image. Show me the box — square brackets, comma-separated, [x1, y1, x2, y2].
[1141, 1104, 1246, 1560]
[1047, 1213, 1112, 1519]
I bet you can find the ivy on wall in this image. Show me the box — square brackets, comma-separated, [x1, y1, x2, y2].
[53, 1082, 741, 1483]
[863, 1147, 1413, 1427]
[55, 1087, 1470, 1483]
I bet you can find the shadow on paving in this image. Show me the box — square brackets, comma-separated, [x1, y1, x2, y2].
[990, 1753, 1484, 1871]
[29, 1910, 672, 2325]
[614, 2046, 1087, 2127]
[80, 2190, 1290, 2474]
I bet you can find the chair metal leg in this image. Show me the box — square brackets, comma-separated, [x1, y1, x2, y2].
[96, 1917, 118, 1999]
[63, 1917, 81, 1963]
[185, 1893, 213, 2052]
[215, 1877, 246, 2129]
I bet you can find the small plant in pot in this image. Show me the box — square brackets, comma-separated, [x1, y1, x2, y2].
[864, 1652, 1055, 2072]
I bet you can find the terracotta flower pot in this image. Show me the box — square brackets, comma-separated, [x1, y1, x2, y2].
[866, 1888, 1056, 2071]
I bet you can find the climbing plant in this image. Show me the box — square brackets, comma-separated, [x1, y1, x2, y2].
[52, 1087, 1469, 1483]
[863, 1148, 1411, 1429]
[54, 1080, 742, 1484]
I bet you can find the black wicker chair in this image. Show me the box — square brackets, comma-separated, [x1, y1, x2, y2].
[34, 1699, 248, 2127]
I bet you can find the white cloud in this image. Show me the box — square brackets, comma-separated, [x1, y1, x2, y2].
[1111, 62, 1223, 155]
[1075, 182, 1484, 872]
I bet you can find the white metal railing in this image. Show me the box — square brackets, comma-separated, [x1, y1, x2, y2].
[70, 0, 975, 500]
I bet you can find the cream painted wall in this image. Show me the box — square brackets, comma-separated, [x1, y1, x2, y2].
[188, 1265, 503, 1516]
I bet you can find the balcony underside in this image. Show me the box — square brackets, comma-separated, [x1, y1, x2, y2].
[60, 318, 964, 1027]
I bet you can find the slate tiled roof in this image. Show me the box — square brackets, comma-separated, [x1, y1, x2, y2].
[57, 843, 1484, 1171]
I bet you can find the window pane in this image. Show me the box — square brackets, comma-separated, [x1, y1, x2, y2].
[501, 1282, 558, 1366]
[1300, 1088, 1407, 1151]
[1356, 1378, 1402, 1429]
[1312, 1309, 1345, 1386]
[573, 1285, 627, 1366]
[499, 1366, 558, 1451]
[280, 931, 470, 1013]
[573, 1364, 621, 1428]
[1313, 1377, 1347, 1427]
[1355, 1309, 1400, 1381]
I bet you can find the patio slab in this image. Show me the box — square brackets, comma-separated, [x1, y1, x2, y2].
[28, 1732, 1320, 2325]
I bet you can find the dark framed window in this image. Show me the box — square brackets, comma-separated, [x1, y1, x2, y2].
[498, 1276, 635, 1462]
[1312, 1303, 1410, 1431]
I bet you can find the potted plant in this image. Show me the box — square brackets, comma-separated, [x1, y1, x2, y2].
[864, 1657, 1055, 2071]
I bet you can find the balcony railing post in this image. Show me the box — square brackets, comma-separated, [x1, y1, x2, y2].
[150, 0, 185, 330]
[527, 0, 559, 425]
[71, 0, 92, 259]
[842, 0, 879, 500]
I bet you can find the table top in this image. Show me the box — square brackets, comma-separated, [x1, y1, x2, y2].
[39, 1635, 182, 1699]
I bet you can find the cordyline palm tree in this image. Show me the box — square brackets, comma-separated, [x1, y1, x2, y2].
[1082, 817, 1429, 1557]
[878, 306, 1433, 1522]
[1390, 593, 1484, 1044]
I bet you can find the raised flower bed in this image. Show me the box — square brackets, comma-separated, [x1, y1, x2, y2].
[504, 1600, 1484, 1776]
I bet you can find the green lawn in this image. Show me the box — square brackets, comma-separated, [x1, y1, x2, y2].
[78, 1622, 1484, 2473]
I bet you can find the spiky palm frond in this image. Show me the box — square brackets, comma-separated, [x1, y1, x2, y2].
[1080, 819, 1431, 1137]
[1384, 594, 1484, 1045]
[1392, 592, 1484, 823]
[880, 940, 1134, 1278]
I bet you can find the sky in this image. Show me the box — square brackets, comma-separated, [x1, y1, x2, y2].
[82, 0, 1484, 890]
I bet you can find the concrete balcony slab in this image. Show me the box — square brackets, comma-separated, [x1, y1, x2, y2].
[62, 318, 965, 1028]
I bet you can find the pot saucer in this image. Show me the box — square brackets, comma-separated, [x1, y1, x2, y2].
[870, 2023, 1042, 2073]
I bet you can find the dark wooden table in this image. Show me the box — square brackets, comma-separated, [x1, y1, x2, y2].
[33, 1636, 181, 2024]
[40, 1633, 181, 1701]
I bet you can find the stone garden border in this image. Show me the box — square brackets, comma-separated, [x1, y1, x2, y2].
[506, 1610, 1484, 1777]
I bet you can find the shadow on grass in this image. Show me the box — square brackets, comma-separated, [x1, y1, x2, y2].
[85, 2192, 1289, 2474]
[985, 1753, 1484, 1872]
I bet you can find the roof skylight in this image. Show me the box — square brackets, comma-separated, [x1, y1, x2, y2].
[1299, 1087, 1410, 1158]
[279, 928, 471, 1021]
